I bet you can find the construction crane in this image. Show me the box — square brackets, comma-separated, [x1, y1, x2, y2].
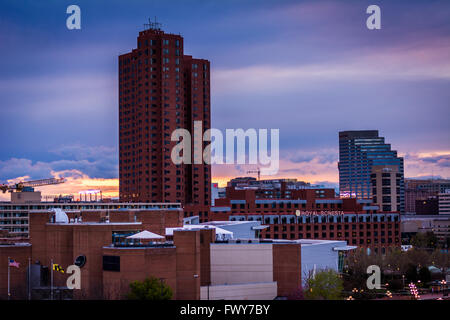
[246, 168, 261, 181]
[0, 178, 65, 193]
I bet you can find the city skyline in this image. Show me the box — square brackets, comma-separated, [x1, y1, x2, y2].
[1, 0, 449, 199]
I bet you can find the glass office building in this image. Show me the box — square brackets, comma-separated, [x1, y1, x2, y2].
[338, 130, 404, 213]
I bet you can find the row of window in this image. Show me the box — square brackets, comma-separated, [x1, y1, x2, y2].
[230, 215, 399, 223]
[231, 202, 343, 210]
[264, 233, 399, 244]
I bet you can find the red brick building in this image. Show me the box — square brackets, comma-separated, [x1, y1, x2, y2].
[207, 186, 400, 254]
[0, 207, 306, 300]
[0, 243, 31, 299]
[27, 208, 183, 299]
[118, 26, 211, 208]
[226, 177, 335, 200]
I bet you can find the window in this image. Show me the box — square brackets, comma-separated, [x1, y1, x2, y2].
[103, 256, 120, 272]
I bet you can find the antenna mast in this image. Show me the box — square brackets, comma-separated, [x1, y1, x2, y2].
[144, 17, 162, 31]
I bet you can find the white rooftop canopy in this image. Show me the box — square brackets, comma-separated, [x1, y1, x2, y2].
[165, 225, 233, 239]
[332, 245, 357, 251]
[126, 230, 165, 240]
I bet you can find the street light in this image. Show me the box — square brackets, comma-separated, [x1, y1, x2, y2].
[440, 280, 447, 298]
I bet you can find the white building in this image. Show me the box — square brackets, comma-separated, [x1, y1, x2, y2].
[169, 219, 355, 299]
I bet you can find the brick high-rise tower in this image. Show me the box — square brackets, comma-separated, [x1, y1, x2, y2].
[119, 24, 211, 208]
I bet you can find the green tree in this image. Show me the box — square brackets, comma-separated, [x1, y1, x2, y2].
[127, 277, 173, 300]
[304, 269, 344, 300]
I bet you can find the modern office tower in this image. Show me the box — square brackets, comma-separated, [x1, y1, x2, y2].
[371, 165, 401, 213]
[338, 130, 404, 213]
[118, 24, 211, 206]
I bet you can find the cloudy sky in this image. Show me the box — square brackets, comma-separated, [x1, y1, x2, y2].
[0, 0, 449, 199]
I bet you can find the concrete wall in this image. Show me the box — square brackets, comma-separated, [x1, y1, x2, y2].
[11, 191, 41, 204]
[200, 282, 277, 300]
[210, 244, 273, 285]
[300, 241, 344, 284]
[218, 221, 260, 239]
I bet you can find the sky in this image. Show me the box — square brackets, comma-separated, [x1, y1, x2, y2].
[0, 0, 449, 199]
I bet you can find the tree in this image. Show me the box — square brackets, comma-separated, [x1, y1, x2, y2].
[387, 279, 403, 291]
[430, 249, 450, 269]
[304, 269, 344, 300]
[127, 277, 173, 300]
[405, 264, 418, 282]
[405, 248, 431, 268]
[418, 267, 431, 285]
[343, 248, 383, 291]
[383, 248, 409, 275]
[411, 232, 438, 249]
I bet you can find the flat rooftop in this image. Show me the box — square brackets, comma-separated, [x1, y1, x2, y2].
[103, 243, 175, 250]
[201, 220, 257, 226]
[213, 238, 349, 247]
[46, 222, 142, 226]
[0, 202, 182, 208]
[402, 215, 450, 221]
[0, 242, 31, 247]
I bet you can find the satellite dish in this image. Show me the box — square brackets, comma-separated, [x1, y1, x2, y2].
[74, 255, 86, 268]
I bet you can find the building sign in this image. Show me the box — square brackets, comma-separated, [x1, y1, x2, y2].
[295, 210, 344, 216]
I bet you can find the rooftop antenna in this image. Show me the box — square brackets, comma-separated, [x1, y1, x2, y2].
[144, 17, 162, 31]
[247, 167, 261, 181]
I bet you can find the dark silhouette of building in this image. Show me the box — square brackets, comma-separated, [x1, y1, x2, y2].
[415, 197, 439, 215]
[405, 179, 450, 213]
